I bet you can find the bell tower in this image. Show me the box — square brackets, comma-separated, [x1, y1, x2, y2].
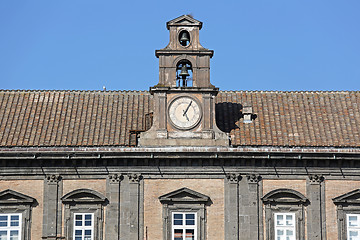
[139, 15, 228, 147]
[156, 15, 213, 88]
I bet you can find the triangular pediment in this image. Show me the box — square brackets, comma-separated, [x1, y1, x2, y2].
[262, 189, 308, 204]
[333, 189, 360, 205]
[159, 187, 209, 204]
[167, 15, 203, 30]
[0, 189, 36, 205]
[61, 189, 106, 204]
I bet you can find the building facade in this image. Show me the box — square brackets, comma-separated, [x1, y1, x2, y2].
[0, 15, 360, 240]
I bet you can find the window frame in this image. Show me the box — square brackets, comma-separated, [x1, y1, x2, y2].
[347, 214, 360, 239]
[61, 189, 107, 240]
[73, 213, 94, 240]
[0, 213, 22, 239]
[274, 212, 296, 240]
[333, 189, 360, 240]
[262, 189, 308, 240]
[159, 187, 211, 240]
[171, 212, 197, 240]
[0, 189, 36, 240]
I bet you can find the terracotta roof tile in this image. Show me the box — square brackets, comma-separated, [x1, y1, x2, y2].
[0, 90, 359, 147]
[216, 91, 360, 147]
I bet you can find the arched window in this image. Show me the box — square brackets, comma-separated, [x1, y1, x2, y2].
[61, 189, 107, 240]
[262, 189, 308, 240]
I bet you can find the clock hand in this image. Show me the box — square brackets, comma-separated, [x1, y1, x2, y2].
[183, 101, 192, 116]
[182, 109, 190, 121]
[183, 113, 189, 121]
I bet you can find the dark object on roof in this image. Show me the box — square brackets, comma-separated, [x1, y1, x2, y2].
[0, 90, 359, 148]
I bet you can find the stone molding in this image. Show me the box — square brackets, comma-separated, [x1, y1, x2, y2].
[226, 173, 241, 183]
[108, 173, 123, 184]
[61, 189, 107, 205]
[262, 188, 308, 205]
[46, 174, 61, 184]
[333, 188, 360, 205]
[308, 174, 324, 184]
[246, 174, 261, 184]
[0, 189, 36, 205]
[128, 173, 143, 183]
[159, 187, 210, 204]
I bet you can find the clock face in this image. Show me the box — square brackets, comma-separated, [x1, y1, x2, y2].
[168, 96, 202, 130]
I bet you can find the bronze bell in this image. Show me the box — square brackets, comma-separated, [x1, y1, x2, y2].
[180, 31, 190, 45]
[179, 64, 190, 78]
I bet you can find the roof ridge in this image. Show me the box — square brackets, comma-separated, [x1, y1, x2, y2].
[220, 90, 360, 93]
[1, 89, 359, 93]
[0, 89, 151, 93]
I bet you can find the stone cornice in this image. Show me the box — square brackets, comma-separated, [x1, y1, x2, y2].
[155, 49, 213, 57]
[1, 146, 359, 154]
[0, 146, 359, 168]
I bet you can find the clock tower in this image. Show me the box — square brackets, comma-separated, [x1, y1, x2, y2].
[139, 15, 229, 147]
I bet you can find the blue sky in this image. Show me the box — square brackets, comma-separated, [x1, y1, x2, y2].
[0, 0, 359, 91]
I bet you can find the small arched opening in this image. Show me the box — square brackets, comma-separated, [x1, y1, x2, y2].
[176, 60, 193, 87]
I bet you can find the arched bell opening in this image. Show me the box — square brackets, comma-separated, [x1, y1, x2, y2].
[176, 60, 193, 87]
[178, 30, 190, 47]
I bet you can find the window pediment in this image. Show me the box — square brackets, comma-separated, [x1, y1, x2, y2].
[333, 189, 360, 205]
[159, 187, 210, 204]
[0, 189, 36, 205]
[159, 187, 210, 240]
[262, 188, 308, 205]
[61, 189, 106, 204]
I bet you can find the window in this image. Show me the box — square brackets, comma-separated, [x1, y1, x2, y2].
[172, 212, 196, 240]
[347, 214, 360, 240]
[333, 189, 360, 240]
[61, 189, 107, 240]
[274, 213, 295, 240]
[74, 213, 94, 240]
[0, 214, 21, 240]
[262, 189, 308, 240]
[159, 187, 211, 240]
[0, 190, 36, 240]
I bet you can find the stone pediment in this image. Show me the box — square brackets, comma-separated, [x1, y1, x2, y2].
[262, 189, 308, 204]
[167, 15, 203, 30]
[0, 189, 36, 205]
[159, 187, 209, 204]
[61, 189, 106, 204]
[333, 189, 360, 205]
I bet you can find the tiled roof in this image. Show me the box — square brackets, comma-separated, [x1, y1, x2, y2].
[216, 91, 360, 147]
[0, 90, 152, 147]
[0, 90, 359, 148]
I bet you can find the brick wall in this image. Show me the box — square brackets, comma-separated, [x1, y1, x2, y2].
[62, 179, 106, 196]
[263, 179, 306, 196]
[325, 180, 360, 240]
[144, 179, 224, 240]
[0, 180, 43, 240]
